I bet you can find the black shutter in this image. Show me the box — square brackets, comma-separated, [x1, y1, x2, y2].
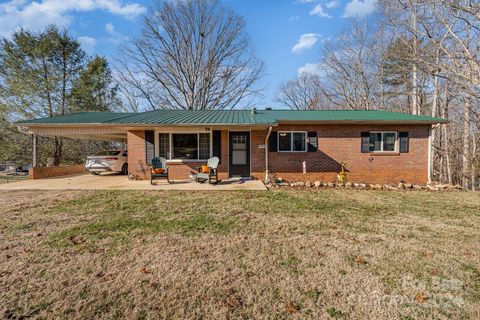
[307, 132, 318, 152]
[269, 131, 278, 152]
[399, 132, 409, 153]
[212, 130, 222, 164]
[145, 130, 154, 165]
[361, 132, 370, 153]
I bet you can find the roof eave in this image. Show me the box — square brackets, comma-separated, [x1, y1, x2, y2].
[276, 120, 448, 125]
[18, 122, 279, 128]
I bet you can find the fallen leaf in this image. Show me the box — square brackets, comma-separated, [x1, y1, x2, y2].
[354, 256, 367, 265]
[140, 267, 151, 274]
[69, 235, 84, 245]
[415, 292, 427, 303]
[285, 302, 299, 314]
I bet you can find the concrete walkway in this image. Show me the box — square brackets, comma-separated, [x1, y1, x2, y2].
[0, 173, 267, 191]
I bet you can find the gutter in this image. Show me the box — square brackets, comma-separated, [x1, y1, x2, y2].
[265, 126, 273, 183]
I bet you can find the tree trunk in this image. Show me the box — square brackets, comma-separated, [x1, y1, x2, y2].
[471, 132, 477, 191]
[430, 62, 439, 180]
[410, 0, 419, 115]
[440, 98, 452, 185]
[463, 97, 471, 189]
[53, 137, 63, 167]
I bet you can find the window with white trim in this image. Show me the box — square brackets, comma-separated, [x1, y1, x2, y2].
[158, 132, 211, 160]
[369, 131, 398, 152]
[278, 131, 307, 152]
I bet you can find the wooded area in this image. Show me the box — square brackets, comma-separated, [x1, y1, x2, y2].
[277, 0, 480, 190]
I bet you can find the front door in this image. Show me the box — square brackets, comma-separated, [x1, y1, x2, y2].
[229, 132, 250, 178]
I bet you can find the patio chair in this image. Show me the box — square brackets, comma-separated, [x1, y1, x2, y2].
[196, 157, 220, 184]
[150, 157, 170, 185]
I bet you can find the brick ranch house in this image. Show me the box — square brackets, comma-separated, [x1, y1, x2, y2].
[18, 109, 447, 185]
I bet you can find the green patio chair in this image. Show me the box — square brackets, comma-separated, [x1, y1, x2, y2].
[150, 157, 170, 185]
[196, 157, 220, 184]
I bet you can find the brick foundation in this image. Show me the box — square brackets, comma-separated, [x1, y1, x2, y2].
[29, 165, 85, 179]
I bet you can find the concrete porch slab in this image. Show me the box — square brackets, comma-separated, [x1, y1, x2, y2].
[0, 173, 267, 191]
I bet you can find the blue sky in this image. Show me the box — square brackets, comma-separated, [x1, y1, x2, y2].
[0, 0, 377, 108]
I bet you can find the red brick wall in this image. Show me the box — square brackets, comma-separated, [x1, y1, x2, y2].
[127, 130, 149, 180]
[251, 124, 430, 185]
[29, 165, 85, 179]
[127, 125, 430, 184]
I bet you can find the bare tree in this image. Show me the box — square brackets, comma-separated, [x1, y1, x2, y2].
[276, 74, 332, 110]
[117, 0, 264, 110]
[318, 20, 386, 110]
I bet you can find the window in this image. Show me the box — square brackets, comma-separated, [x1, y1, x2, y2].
[369, 131, 398, 152]
[158, 132, 210, 160]
[159, 133, 170, 159]
[278, 132, 307, 152]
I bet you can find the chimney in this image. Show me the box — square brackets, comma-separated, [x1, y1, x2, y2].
[251, 107, 257, 115]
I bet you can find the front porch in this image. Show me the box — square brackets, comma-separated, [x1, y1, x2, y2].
[0, 172, 267, 191]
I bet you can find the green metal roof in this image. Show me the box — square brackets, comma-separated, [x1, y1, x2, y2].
[104, 110, 277, 125]
[17, 112, 135, 124]
[17, 109, 447, 126]
[264, 110, 447, 123]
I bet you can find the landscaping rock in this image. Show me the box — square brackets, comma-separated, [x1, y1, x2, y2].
[426, 185, 439, 191]
[374, 184, 383, 190]
[359, 183, 367, 188]
[290, 182, 305, 187]
[278, 182, 289, 187]
[345, 182, 353, 188]
[314, 181, 322, 188]
[404, 183, 413, 189]
[327, 182, 335, 187]
[305, 181, 312, 188]
[385, 185, 399, 191]
[437, 184, 450, 190]
[412, 185, 424, 190]
[398, 182, 405, 190]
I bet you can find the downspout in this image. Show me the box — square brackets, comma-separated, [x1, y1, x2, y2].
[265, 126, 273, 183]
[428, 125, 434, 184]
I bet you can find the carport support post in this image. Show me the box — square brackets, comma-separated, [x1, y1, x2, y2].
[32, 134, 37, 167]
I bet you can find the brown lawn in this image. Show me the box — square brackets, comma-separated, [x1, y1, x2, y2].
[0, 189, 479, 319]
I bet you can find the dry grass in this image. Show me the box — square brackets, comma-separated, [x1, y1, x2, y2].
[0, 189, 479, 319]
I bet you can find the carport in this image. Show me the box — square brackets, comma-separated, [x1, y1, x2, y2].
[17, 112, 131, 168]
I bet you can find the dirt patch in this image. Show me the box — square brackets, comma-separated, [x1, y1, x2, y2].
[0, 190, 479, 319]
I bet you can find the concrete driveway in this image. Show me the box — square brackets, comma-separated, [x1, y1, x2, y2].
[0, 173, 267, 191]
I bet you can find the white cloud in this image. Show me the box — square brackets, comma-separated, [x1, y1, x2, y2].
[0, 0, 146, 37]
[78, 35, 96, 53]
[292, 33, 321, 54]
[105, 22, 128, 44]
[289, 15, 300, 22]
[309, 4, 330, 17]
[343, 0, 377, 17]
[298, 62, 325, 77]
[325, 0, 341, 8]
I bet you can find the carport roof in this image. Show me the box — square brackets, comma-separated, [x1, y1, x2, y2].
[17, 109, 447, 126]
[18, 112, 135, 124]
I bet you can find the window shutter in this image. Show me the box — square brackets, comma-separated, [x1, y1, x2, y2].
[269, 131, 278, 152]
[307, 132, 318, 152]
[399, 132, 409, 153]
[361, 132, 370, 153]
[212, 130, 222, 163]
[145, 130, 155, 165]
